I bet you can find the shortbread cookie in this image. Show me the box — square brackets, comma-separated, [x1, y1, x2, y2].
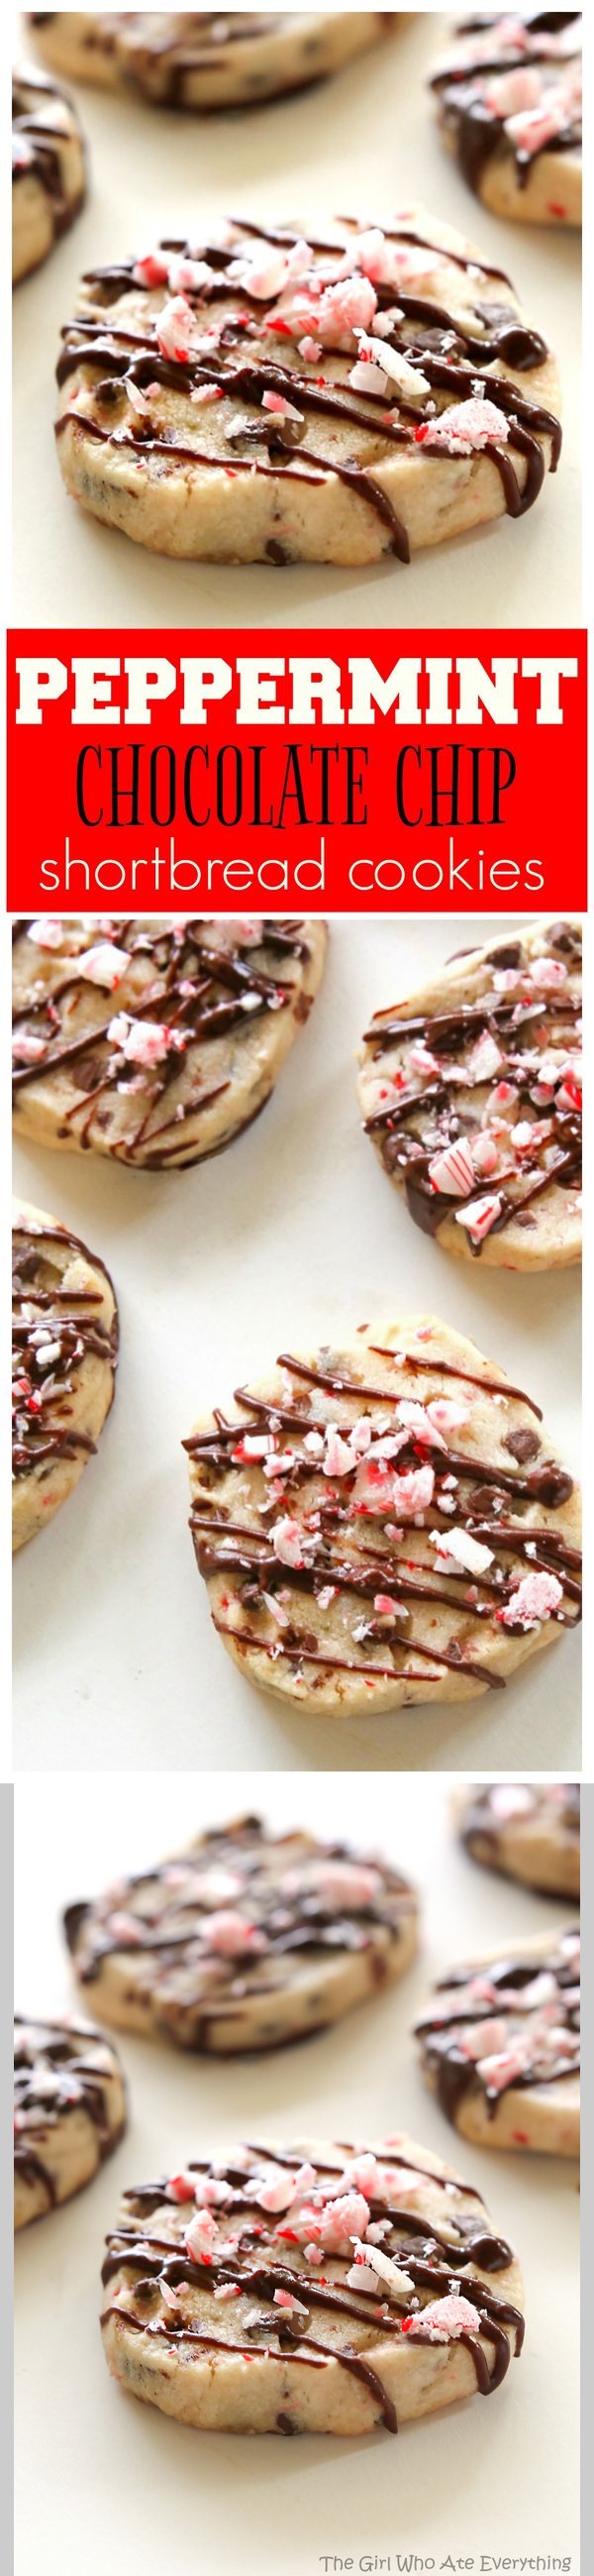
[415, 1927, 579, 2156]
[29, 14, 391, 109]
[12, 66, 85, 283]
[64, 1814, 419, 2051]
[100, 2132, 525, 2434]
[432, 12, 581, 227]
[455, 1780, 580, 1900]
[358, 918, 581, 1269]
[12, 1198, 118, 1551]
[12, 914, 326, 1168]
[53, 210, 561, 567]
[15, 2014, 126, 2229]
[184, 1315, 581, 1716]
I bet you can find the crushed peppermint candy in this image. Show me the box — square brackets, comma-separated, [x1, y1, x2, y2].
[76, 940, 130, 989]
[485, 65, 542, 119]
[348, 2238, 414, 2298]
[191, 382, 224, 406]
[26, 916, 65, 951]
[466, 1031, 503, 1083]
[454, 1192, 503, 1244]
[107, 1014, 185, 1068]
[427, 1398, 469, 1434]
[403, 2294, 481, 2342]
[292, 272, 377, 350]
[185, 2207, 220, 2260]
[271, 1514, 306, 1568]
[416, 396, 509, 455]
[351, 333, 431, 404]
[202, 1910, 267, 1958]
[529, 954, 568, 990]
[431, 1526, 494, 1576]
[499, 1569, 563, 1629]
[12, 1032, 48, 1063]
[273, 2288, 309, 2316]
[429, 1138, 475, 1197]
[132, 250, 170, 289]
[155, 294, 197, 363]
[262, 389, 303, 424]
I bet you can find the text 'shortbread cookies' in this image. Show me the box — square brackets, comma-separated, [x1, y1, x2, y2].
[431, 11, 582, 227]
[53, 211, 561, 567]
[358, 919, 581, 1268]
[14, 2014, 126, 2229]
[12, 914, 327, 1168]
[12, 65, 85, 283]
[64, 1816, 419, 2053]
[184, 1316, 581, 1716]
[12, 1198, 118, 1551]
[100, 2134, 525, 2435]
[415, 1928, 579, 2156]
[29, 14, 391, 110]
[455, 1780, 580, 1900]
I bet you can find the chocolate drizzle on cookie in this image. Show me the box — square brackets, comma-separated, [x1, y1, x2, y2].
[360, 920, 582, 1256]
[14, 2014, 125, 2215]
[64, 1815, 416, 2051]
[12, 68, 85, 260]
[100, 2139, 525, 2431]
[12, 1214, 118, 1490]
[12, 915, 314, 1166]
[184, 1335, 580, 1701]
[53, 215, 561, 560]
[30, 15, 389, 113]
[431, 12, 581, 201]
[416, 1929, 580, 2127]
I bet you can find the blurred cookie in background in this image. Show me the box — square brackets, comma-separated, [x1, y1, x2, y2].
[454, 1781, 579, 1900]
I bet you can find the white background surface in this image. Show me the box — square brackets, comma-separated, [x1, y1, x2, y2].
[13, 911, 582, 1774]
[12, 6, 581, 627]
[14, 1770, 580, 2576]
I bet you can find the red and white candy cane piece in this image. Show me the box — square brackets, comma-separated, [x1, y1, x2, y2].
[416, 396, 509, 454]
[261, 390, 304, 423]
[26, 916, 65, 950]
[402, 2293, 481, 2342]
[271, 1514, 306, 1568]
[500, 1570, 563, 1629]
[155, 295, 196, 363]
[76, 940, 130, 989]
[528, 954, 568, 990]
[429, 1137, 475, 1196]
[454, 1193, 503, 1244]
[470, 1130, 499, 1177]
[291, 272, 377, 350]
[185, 2207, 219, 2260]
[203, 1911, 267, 1958]
[132, 251, 169, 288]
[485, 65, 542, 118]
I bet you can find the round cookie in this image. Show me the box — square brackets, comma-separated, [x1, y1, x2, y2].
[12, 1197, 118, 1551]
[431, 11, 581, 228]
[100, 2132, 525, 2435]
[184, 1313, 581, 1716]
[357, 918, 582, 1269]
[455, 1780, 580, 1900]
[63, 1815, 419, 2053]
[415, 1927, 579, 2157]
[12, 914, 327, 1169]
[15, 2013, 126, 2229]
[52, 210, 561, 568]
[29, 14, 391, 110]
[12, 65, 85, 283]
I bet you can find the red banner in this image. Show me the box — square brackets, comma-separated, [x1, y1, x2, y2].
[7, 627, 587, 912]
